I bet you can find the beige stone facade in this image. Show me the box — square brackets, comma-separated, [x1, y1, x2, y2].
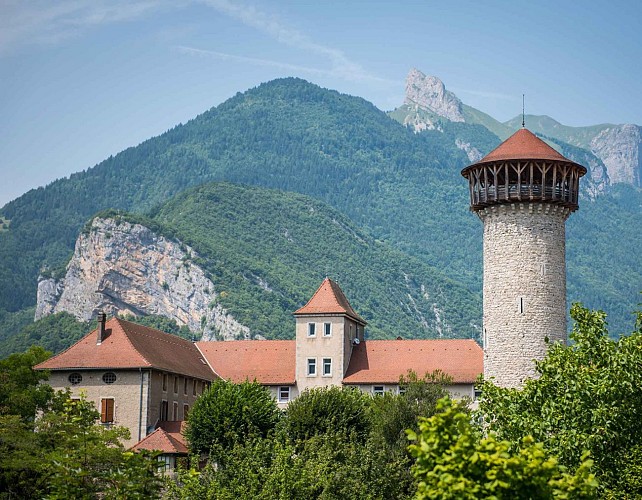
[47, 368, 210, 447]
[479, 202, 570, 387]
[294, 314, 364, 394]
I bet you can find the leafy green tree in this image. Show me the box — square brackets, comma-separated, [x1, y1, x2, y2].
[283, 386, 373, 444]
[185, 379, 280, 457]
[478, 303, 642, 495]
[0, 414, 46, 498]
[0, 345, 54, 421]
[169, 431, 411, 500]
[371, 370, 451, 456]
[408, 397, 598, 499]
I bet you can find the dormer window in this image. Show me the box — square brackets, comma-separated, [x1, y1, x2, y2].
[324, 322, 331, 337]
[308, 323, 316, 337]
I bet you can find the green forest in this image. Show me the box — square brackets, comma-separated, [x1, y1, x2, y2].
[0, 77, 640, 351]
[0, 183, 482, 355]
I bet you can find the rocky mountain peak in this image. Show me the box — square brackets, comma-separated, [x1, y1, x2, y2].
[404, 68, 465, 122]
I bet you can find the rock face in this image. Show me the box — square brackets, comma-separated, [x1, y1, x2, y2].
[35, 217, 250, 341]
[590, 124, 641, 187]
[404, 68, 465, 122]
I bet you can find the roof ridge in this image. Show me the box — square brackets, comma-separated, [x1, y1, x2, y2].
[195, 343, 222, 380]
[113, 318, 152, 367]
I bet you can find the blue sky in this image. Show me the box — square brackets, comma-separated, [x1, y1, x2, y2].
[1, 0, 640, 206]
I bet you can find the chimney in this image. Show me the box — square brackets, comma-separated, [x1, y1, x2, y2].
[97, 312, 107, 345]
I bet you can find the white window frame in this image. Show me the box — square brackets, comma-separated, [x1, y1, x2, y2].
[278, 386, 290, 403]
[323, 322, 332, 337]
[307, 358, 317, 376]
[322, 358, 332, 377]
[373, 385, 384, 396]
[308, 323, 316, 337]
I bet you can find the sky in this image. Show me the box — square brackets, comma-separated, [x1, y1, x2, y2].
[1, 0, 641, 206]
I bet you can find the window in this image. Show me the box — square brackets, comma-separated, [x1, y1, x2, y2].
[162, 373, 168, 391]
[102, 372, 116, 384]
[373, 386, 384, 396]
[518, 297, 525, 314]
[322, 358, 332, 376]
[308, 323, 316, 337]
[158, 454, 174, 472]
[324, 322, 331, 337]
[101, 398, 114, 423]
[278, 386, 290, 403]
[160, 400, 168, 421]
[398, 385, 406, 395]
[193, 379, 197, 396]
[474, 388, 483, 400]
[173, 376, 178, 394]
[183, 404, 189, 419]
[184, 377, 188, 395]
[307, 358, 317, 376]
[172, 402, 178, 421]
[68, 372, 82, 385]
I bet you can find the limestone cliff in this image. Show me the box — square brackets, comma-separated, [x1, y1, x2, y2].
[590, 124, 641, 187]
[35, 217, 250, 341]
[404, 68, 465, 122]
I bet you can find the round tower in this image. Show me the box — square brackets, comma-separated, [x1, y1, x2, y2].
[461, 129, 586, 387]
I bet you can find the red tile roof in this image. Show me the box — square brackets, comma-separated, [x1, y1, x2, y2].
[294, 278, 366, 324]
[35, 317, 215, 380]
[196, 340, 295, 385]
[480, 128, 572, 163]
[343, 339, 482, 384]
[130, 421, 188, 454]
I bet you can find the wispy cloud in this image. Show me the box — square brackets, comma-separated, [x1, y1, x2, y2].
[0, 0, 169, 54]
[174, 46, 332, 77]
[1, 0, 393, 86]
[451, 88, 518, 101]
[197, 0, 394, 85]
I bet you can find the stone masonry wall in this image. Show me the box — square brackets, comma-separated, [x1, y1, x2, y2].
[479, 202, 570, 388]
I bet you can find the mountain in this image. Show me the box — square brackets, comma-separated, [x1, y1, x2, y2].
[504, 115, 641, 187]
[0, 77, 489, 314]
[0, 76, 640, 352]
[3, 183, 481, 355]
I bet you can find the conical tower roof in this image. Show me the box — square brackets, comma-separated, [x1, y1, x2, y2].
[294, 278, 366, 325]
[462, 128, 585, 174]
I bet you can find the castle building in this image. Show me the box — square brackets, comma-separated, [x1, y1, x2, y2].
[461, 128, 586, 387]
[36, 278, 482, 449]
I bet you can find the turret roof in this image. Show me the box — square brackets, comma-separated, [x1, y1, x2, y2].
[293, 278, 366, 325]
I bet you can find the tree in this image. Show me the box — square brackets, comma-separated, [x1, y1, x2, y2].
[185, 379, 280, 457]
[478, 303, 642, 495]
[408, 397, 598, 499]
[283, 386, 373, 444]
[371, 370, 451, 456]
[0, 345, 54, 421]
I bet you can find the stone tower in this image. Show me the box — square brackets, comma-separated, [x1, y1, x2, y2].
[461, 129, 586, 387]
[293, 278, 366, 393]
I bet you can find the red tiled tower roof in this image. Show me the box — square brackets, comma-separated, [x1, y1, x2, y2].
[343, 339, 482, 384]
[130, 421, 188, 454]
[196, 340, 296, 385]
[293, 278, 366, 325]
[481, 128, 569, 162]
[35, 317, 215, 381]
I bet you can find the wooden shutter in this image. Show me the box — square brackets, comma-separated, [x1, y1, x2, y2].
[101, 398, 114, 423]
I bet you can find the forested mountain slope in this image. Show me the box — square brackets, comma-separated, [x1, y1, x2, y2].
[0, 78, 488, 313]
[0, 183, 482, 355]
[0, 77, 640, 341]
